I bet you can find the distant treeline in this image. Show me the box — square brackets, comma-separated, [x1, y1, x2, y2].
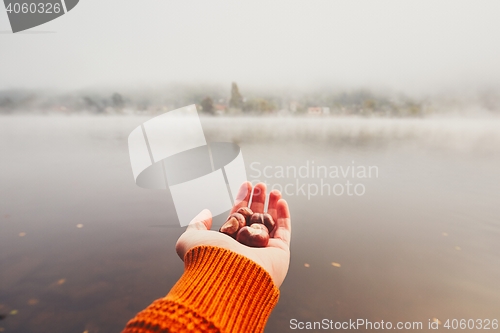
[1, 83, 499, 117]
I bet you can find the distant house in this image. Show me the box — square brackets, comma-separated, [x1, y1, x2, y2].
[214, 103, 227, 115]
[307, 107, 330, 115]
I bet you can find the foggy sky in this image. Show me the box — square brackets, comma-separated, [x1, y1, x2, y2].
[1, 0, 500, 95]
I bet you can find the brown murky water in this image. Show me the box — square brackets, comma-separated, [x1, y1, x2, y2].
[1, 116, 499, 332]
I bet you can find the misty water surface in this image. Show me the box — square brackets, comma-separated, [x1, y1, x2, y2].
[1, 116, 499, 332]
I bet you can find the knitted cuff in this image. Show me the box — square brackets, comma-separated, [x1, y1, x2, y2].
[166, 245, 280, 333]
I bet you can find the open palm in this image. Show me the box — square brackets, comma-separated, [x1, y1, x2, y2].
[175, 182, 292, 287]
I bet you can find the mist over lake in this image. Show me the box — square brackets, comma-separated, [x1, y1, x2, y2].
[1, 115, 499, 332]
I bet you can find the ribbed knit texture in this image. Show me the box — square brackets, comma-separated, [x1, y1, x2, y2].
[122, 245, 280, 333]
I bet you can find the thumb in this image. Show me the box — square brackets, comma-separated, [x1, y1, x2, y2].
[185, 209, 212, 232]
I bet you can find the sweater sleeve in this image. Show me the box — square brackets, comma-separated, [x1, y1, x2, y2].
[122, 245, 280, 333]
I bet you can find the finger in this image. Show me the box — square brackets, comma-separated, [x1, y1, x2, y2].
[250, 182, 267, 213]
[267, 190, 281, 236]
[230, 181, 252, 214]
[272, 199, 291, 247]
[185, 209, 212, 232]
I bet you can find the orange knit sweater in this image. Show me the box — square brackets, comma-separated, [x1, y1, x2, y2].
[122, 245, 280, 333]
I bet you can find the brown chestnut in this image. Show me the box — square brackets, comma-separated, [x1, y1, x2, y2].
[236, 223, 270, 247]
[236, 207, 253, 223]
[248, 213, 275, 233]
[249, 212, 264, 225]
[262, 213, 276, 233]
[219, 213, 246, 238]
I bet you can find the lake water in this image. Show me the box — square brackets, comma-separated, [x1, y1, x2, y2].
[1, 116, 499, 332]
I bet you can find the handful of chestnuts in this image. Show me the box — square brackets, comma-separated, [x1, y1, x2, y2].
[219, 207, 275, 247]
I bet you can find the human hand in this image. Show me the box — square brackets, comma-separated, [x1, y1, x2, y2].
[175, 182, 291, 287]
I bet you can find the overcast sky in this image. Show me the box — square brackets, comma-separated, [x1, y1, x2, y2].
[1, 0, 500, 95]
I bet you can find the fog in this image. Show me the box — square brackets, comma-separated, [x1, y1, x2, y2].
[1, 0, 500, 95]
[1, 116, 500, 332]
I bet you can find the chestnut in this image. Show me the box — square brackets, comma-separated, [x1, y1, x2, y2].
[236, 223, 270, 247]
[249, 213, 275, 233]
[262, 213, 276, 233]
[249, 212, 264, 225]
[236, 207, 253, 223]
[219, 213, 246, 238]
